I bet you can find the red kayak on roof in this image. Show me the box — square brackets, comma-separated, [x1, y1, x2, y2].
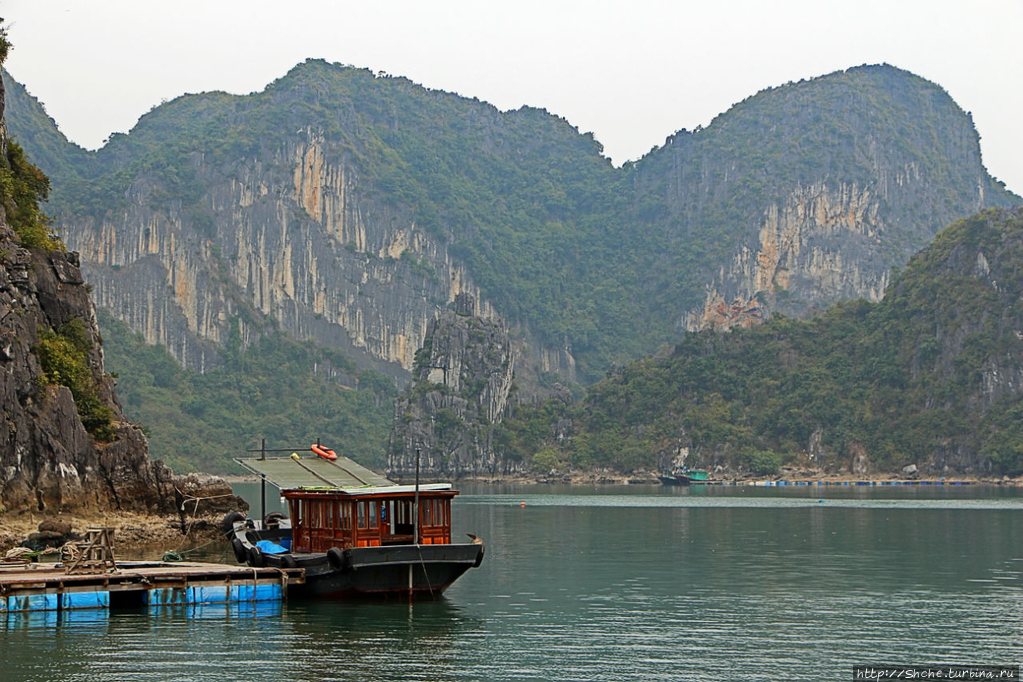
[311, 444, 337, 461]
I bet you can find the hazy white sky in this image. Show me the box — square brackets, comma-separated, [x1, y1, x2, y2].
[2, 0, 1021, 192]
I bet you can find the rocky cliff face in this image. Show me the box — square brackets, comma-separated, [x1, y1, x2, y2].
[0, 69, 243, 517]
[388, 294, 521, 479]
[638, 66, 1013, 333]
[64, 131, 500, 380]
[5, 62, 1018, 394]
[686, 181, 890, 329]
[0, 210, 175, 514]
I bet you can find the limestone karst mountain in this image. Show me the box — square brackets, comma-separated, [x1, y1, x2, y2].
[6, 62, 1017, 390]
[510, 208, 1023, 477]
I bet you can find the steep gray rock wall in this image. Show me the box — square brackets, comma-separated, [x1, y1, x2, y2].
[64, 133, 502, 381]
[0, 221, 245, 516]
[0, 70, 243, 517]
[0, 215, 171, 513]
[389, 295, 523, 479]
[686, 181, 891, 329]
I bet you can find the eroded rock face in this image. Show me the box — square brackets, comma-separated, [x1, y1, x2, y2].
[0, 219, 156, 513]
[389, 295, 524, 479]
[0, 228, 246, 516]
[67, 134, 503, 381]
[687, 181, 896, 330]
[0, 80, 244, 517]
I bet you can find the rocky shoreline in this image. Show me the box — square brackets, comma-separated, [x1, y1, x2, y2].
[0, 475, 248, 556]
[0, 509, 234, 556]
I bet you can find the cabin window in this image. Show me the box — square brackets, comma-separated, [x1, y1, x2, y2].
[340, 501, 352, 531]
[309, 499, 323, 529]
[325, 501, 335, 530]
[395, 500, 414, 535]
[420, 498, 447, 528]
[357, 500, 378, 529]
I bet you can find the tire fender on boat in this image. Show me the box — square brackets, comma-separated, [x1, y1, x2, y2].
[231, 538, 248, 564]
[263, 511, 286, 529]
[221, 511, 245, 535]
[248, 545, 265, 568]
[327, 547, 347, 572]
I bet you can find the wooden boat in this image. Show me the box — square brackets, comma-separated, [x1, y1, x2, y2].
[226, 449, 484, 600]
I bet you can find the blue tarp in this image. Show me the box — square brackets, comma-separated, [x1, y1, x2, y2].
[255, 540, 288, 555]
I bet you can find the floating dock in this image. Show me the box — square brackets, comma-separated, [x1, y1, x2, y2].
[0, 561, 303, 614]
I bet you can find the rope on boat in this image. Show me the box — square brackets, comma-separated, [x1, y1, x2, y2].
[177, 491, 237, 514]
[416, 546, 435, 598]
[59, 541, 81, 563]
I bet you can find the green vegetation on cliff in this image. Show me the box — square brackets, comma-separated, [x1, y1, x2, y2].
[35, 319, 115, 441]
[99, 312, 396, 474]
[499, 209, 1023, 476]
[8, 61, 1018, 381]
[0, 27, 60, 251]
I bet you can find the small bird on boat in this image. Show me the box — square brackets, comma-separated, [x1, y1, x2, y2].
[467, 533, 483, 545]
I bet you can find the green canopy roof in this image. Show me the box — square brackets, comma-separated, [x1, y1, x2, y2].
[234, 453, 394, 490]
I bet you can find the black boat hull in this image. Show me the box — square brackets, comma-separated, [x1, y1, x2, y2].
[296, 544, 483, 598]
[233, 527, 484, 599]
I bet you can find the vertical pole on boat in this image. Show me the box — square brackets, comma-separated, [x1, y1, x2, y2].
[413, 445, 421, 545]
[410, 444, 421, 601]
[260, 438, 267, 523]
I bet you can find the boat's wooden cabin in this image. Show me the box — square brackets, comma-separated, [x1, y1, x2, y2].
[283, 485, 458, 553]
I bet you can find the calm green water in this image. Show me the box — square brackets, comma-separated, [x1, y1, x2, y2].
[4, 484, 1022, 681]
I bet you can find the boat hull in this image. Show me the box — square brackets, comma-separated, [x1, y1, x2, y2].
[232, 525, 484, 600]
[659, 470, 709, 485]
[296, 544, 483, 599]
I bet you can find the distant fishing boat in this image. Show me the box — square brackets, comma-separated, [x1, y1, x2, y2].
[659, 442, 707, 486]
[225, 445, 484, 600]
[658, 467, 709, 486]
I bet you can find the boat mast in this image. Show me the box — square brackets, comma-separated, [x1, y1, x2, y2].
[410, 444, 422, 599]
[413, 444, 421, 545]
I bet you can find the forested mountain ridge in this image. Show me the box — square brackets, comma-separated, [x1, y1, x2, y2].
[498, 208, 1023, 477]
[6, 61, 1017, 392]
[632, 65, 1016, 330]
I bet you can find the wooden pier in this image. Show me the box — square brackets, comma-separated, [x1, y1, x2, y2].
[0, 560, 304, 613]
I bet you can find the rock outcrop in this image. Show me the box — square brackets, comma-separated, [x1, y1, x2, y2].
[389, 294, 522, 479]
[0, 67, 244, 518]
[0, 208, 171, 514]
